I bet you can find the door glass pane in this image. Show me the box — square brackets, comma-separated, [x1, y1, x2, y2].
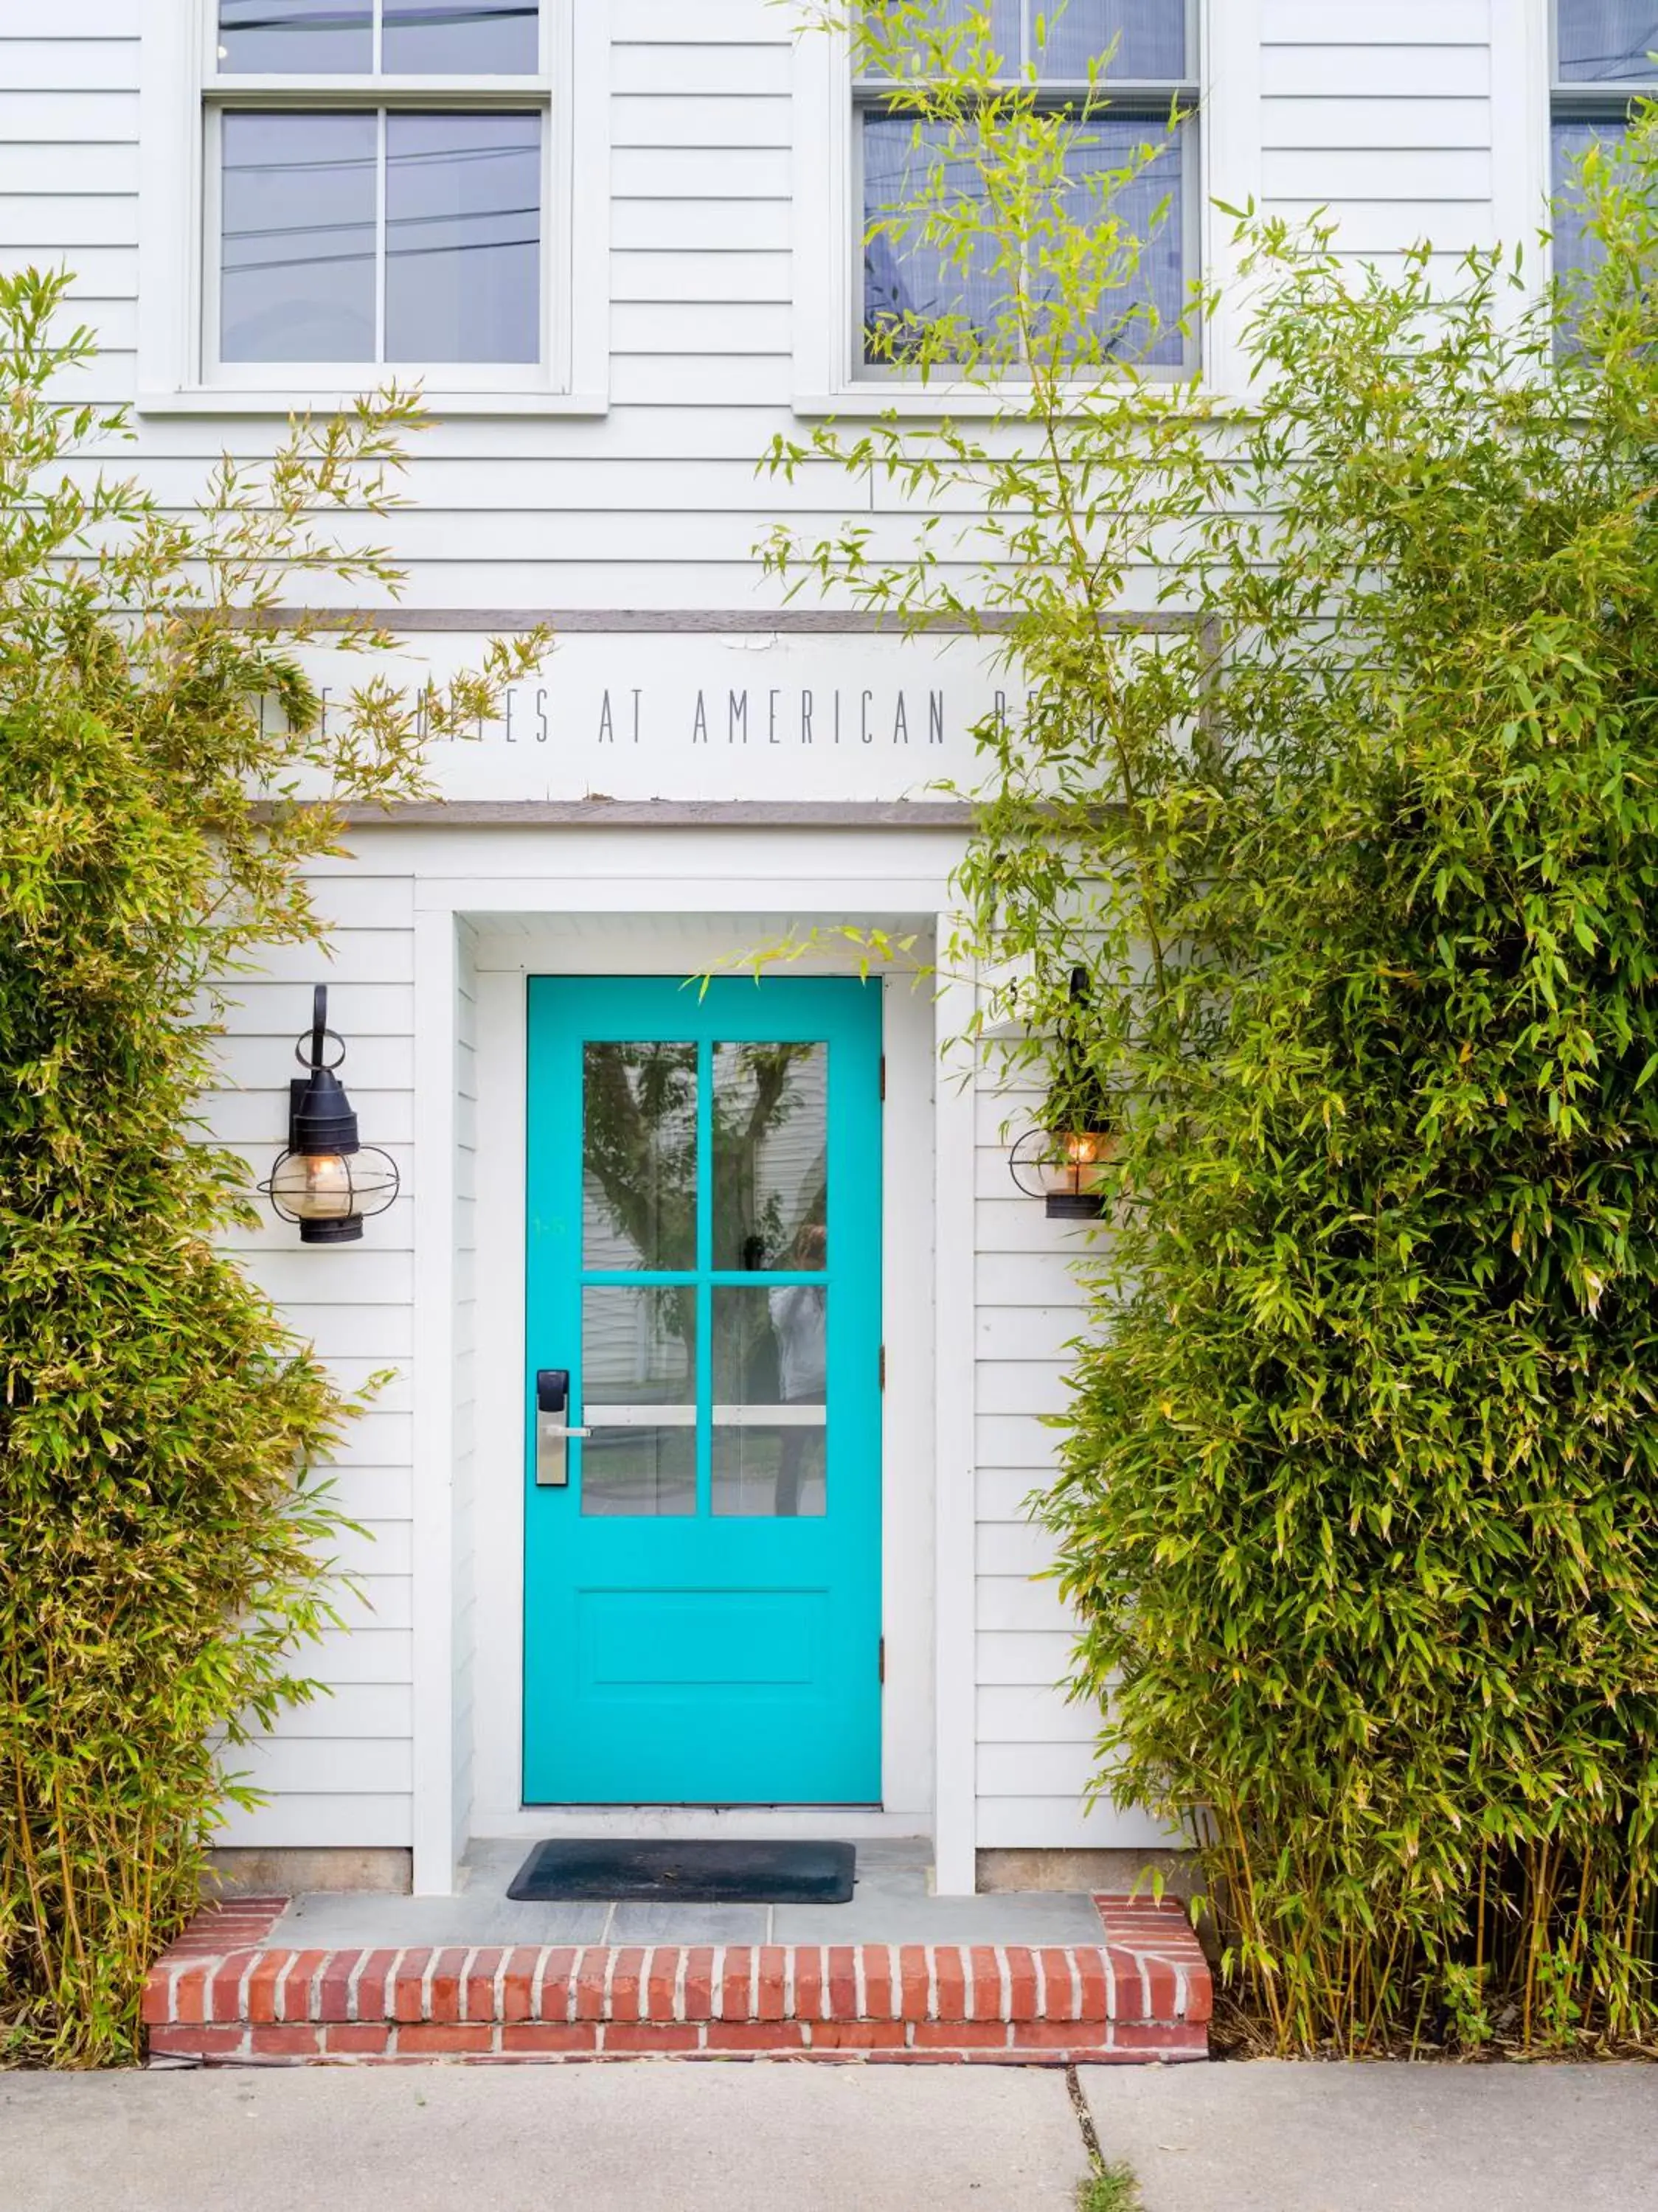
[583, 1042, 696, 1270]
[221, 111, 377, 363]
[384, 111, 541, 363]
[712, 1285, 827, 1518]
[218, 0, 372, 72]
[581, 1287, 696, 1517]
[1557, 1, 1658, 81]
[712, 1043, 829, 1271]
[384, 0, 541, 72]
[1039, 0, 1187, 80]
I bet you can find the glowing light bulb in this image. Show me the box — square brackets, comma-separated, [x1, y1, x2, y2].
[271, 1151, 355, 1220]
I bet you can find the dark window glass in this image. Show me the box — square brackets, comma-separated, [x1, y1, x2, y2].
[384, 111, 541, 362]
[859, 1, 1021, 76]
[1552, 116, 1624, 299]
[1038, 0, 1186, 80]
[863, 111, 1186, 368]
[383, 0, 540, 73]
[221, 110, 376, 361]
[1557, 2, 1658, 82]
[859, 1, 1184, 79]
[218, 0, 372, 73]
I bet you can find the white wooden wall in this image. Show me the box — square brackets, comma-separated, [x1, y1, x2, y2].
[206, 872, 420, 1846]
[0, 4, 1533, 605]
[1263, 1, 1497, 255]
[971, 1085, 1107, 1848]
[4, 0, 1528, 1862]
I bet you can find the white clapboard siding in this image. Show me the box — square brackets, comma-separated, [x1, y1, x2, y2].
[976, 1465, 1046, 1521]
[323, 1468, 415, 1523]
[332, 1575, 414, 1632]
[977, 1630, 1077, 1687]
[1261, 0, 1495, 258]
[611, 94, 789, 148]
[197, 873, 421, 1850]
[976, 1361, 1072, 1419]
[229, 1736, 412, 1795]
[328, 1522, 416, 1578]
[277, 1685, 416, 1739]
[4, 0, 1508, 1862]
[214, 1795, 413, 1848]
[311, 1410, 414, 1470]
[977, 1799, 1175, 1851]
[976, 1413, 1064, 1472]
[308, 1628, 416, 1685]
[613, 44, 792, 95]
[0, 141, 136, 193]
[974, 1039, 1120, 1846]
[613, 0, 788, 43]
[0, 88, 137, 136]
[1262, 45, 1491, 99]
[0, 38, 138, 90]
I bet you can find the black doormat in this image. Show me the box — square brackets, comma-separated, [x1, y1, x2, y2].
[507, 1838, 856, 1905]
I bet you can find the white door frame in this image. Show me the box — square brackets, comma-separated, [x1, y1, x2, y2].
[403, 832, 978, 1894]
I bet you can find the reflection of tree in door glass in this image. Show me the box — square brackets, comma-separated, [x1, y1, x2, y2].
[712, 1284, 828, 1517]
[582, 1042, 697, 1269]
[713, 1043, 829, 1272]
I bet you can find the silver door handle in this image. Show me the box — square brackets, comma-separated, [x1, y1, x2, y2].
[534, 1369, 588, 1488]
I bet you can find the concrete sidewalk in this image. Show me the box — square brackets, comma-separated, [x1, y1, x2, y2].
[0, 2065, 1086, 2212]
[3, 2058, 1656, 2212]
[1081, 2061, 1658, 2212]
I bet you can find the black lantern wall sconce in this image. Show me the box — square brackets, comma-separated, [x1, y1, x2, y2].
[1008, 966, 1119, 1222]
[260, 986, 400, 1245]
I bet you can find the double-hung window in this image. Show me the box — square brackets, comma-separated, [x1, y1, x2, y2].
[209, 1, 547, 383]
[853, 0, 1200, 378]
[137, 0, 605, 409]
[1550, 1, 1657, 295]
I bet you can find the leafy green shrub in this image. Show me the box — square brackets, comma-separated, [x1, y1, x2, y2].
[774, 7, 1658, 2051]
[0, 268, 542, 2065]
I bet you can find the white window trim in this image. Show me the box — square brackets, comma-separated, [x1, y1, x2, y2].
[1492, 0, 1555, 310]
[137, 0, 609, 418]
[789, 0, 1262, 416]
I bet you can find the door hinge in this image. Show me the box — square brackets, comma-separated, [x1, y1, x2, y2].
[879, 1054, 887, 1102]
[878, 1635, 886, 1685]
[878, 1344, 887, 1391]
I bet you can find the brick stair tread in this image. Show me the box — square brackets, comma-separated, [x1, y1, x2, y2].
[144, 1893, 1211, 2067]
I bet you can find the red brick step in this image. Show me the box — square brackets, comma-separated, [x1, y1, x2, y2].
[145, 1893, 1210, 2066]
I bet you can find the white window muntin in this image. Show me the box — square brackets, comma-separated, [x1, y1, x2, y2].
[850, 0, 1201, 383]
[198, 0, 564, 394]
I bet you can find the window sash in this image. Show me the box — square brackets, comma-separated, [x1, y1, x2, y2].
[851, 0, 1200, 380]
[853, 106, 1200, 378]
[200, 0, 552, 379]
[209, 0, 547, 82]
[1549, 1, 1658, 103]
[849, 0, 1199, 97]
[202, 95, 553, 381]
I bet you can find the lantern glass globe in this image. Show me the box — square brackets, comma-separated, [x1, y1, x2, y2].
[269, 1150, 357, 1222]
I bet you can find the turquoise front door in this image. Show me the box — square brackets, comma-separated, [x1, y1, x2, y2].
[523, 976, 883, 1804]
